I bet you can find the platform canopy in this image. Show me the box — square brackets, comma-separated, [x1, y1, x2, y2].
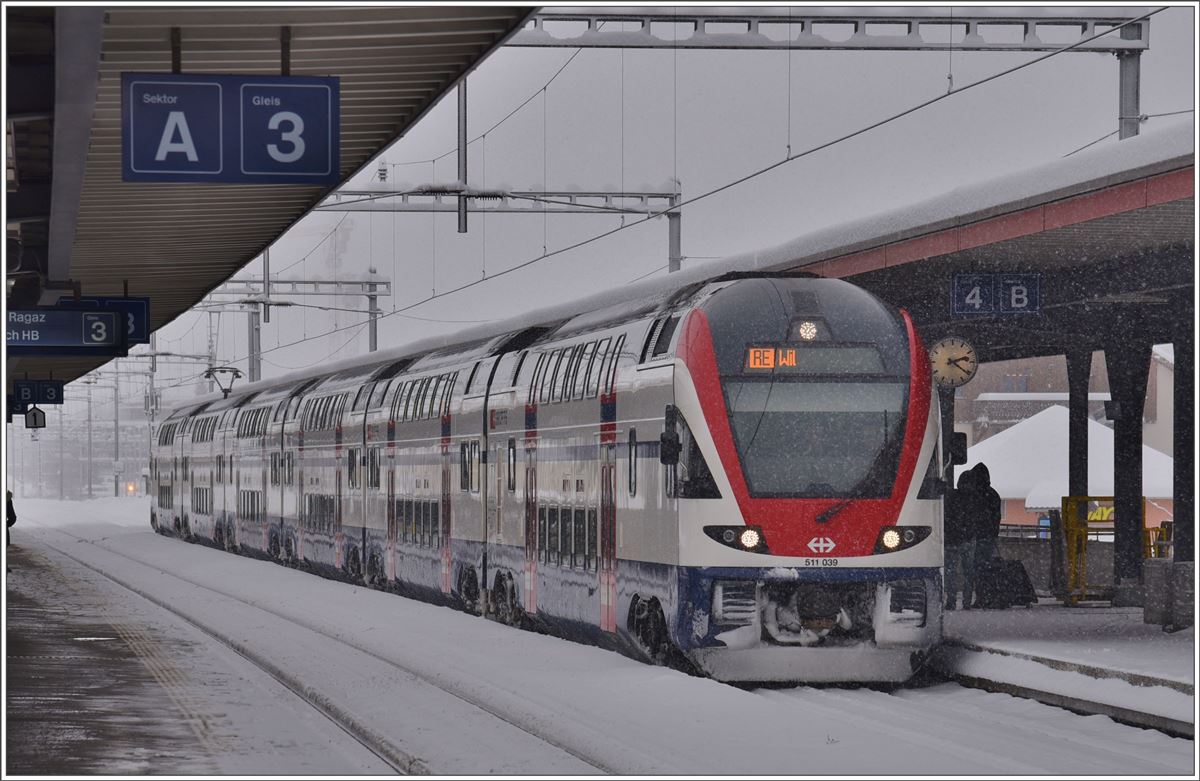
[5, 5, 532, 391]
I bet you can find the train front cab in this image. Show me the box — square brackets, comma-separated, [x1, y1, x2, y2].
[665, 277, 944, 682]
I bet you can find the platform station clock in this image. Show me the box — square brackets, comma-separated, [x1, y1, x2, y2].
[929, 336, 978, 388]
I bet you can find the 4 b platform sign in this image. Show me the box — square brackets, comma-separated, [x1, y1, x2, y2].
[952, 273, 1041, 316]
[122, 73, 340, 184]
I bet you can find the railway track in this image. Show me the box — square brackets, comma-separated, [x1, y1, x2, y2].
[34, 527, 615, 774]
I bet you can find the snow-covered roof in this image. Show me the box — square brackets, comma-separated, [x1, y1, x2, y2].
[953, 405, 1173, 506]
[719, 118, 1193, 274]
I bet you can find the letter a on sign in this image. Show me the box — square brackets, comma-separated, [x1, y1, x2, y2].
[156, 111, 199, 161]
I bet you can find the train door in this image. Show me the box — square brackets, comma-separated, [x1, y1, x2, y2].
[599, 442, 618, 633]
[523, 444, 538, 613]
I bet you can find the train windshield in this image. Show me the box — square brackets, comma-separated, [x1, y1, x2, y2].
[723, 379, 906, 498]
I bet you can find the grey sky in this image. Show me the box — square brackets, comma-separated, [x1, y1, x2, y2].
[150, 4, 1196, 396]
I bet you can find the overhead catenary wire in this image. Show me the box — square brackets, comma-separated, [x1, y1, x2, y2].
[214, 7, 1166, 370]
[1063, 108, 1194, 158]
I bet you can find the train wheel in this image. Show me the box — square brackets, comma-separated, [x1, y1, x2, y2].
[459, 568, 481, 614]
[492, 573, 520, 626]
[633, 597, 668, 664]
[365, 552, 382, 587]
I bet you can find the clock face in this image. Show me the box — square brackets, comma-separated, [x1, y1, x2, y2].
[929, 336, 978, 388]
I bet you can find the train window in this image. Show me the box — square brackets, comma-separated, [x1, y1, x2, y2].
[371, 379, 394, 410]
[588, 338, 612, 398]
[548, 508, 559, 565]
[465, 361, 481, 394]
[427, 376, 442, 418]
[651, 315, 680, 358]
[675, 414, 721, 499]
[413, 381, 426, 420]
[368, 448, 381, 489]
[352, 383, 371, 412]
[402, 498, 412, 542]
[348, 448, 360, 489]
[586, 508, 598, 571]
[430, 501, 440, 547]
[574, 342, 597, 399]
[469, 440, 480, 493]
[443, 372, 458, 415]
[507, 439, 516, 493]
[460, 443, 470, 491]
[538, 507, 547, 562]
[606, 335, 626, 395]
[573, 508, 586, 568]
[628, 429, 638, 497]
[560, 345, 581, 401]
[541, 350, 559, 404]
[511, 351, 528, 387]
[528, 353, 546, 404]
[285, 451, 294, 485]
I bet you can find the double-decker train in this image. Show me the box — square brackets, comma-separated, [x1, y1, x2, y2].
[151, 272, 946, 682]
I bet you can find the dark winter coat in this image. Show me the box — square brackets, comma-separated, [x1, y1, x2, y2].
[944, 471, 975, 546]
[6, 492, 14, 528]
[968, 463, 1002, 542]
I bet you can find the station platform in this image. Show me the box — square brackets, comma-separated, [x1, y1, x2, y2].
[933, 602, 1195, 737]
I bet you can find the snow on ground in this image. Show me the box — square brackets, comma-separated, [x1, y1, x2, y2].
[6, 498, 1195, 775]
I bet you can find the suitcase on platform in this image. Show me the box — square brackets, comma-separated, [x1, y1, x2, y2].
[974, 557, 1037, 608]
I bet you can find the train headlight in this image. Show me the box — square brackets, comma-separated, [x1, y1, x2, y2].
[873, 526, 932, 554]
[703, 525, 769, 554]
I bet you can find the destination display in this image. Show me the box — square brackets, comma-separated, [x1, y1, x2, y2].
[122, 73, 340, 185]
[6, 309, 125, 356]
[744, 345, 884, 374]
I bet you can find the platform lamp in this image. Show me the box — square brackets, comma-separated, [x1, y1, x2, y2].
[204, 366, 244, 399]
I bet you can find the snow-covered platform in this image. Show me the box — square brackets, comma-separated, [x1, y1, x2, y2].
[934, 602, 1195, 737]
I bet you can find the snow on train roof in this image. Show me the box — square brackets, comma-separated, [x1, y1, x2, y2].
[175, 119, 1192, 411]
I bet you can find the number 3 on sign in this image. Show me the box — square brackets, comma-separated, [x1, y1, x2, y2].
[268, 111, 305, 163]
[90, 318, 108, 343]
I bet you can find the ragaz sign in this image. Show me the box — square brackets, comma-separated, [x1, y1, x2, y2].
[122, 73, 340, 185]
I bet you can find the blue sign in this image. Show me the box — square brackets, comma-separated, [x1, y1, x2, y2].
[6, 396, 29, 421]
[998, 274, 1041, 314]
[17, 380, 65, 405]
[59, 296, 150, 345]
[953, 273, 1041, 316]
[6, 309, 124, 357]
[122, 73, 340, 184]
[952, 274, 995, 316]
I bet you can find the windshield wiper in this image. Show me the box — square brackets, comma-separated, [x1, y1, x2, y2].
[815, 499, 852, 524]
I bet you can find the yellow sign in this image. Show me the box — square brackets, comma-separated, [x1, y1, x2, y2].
[746, 347, 797, 371]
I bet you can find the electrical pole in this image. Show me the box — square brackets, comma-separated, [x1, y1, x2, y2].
[248, 306, 262, 382]
[113, 371, 121, 497]
[86, 382, 93, 498]
[58, 406, 65, 500]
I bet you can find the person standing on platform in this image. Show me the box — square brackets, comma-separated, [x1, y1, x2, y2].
[969, 462, 1003, 607]
[7, 489, 16, 547]
[944, 470, 977, 610]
